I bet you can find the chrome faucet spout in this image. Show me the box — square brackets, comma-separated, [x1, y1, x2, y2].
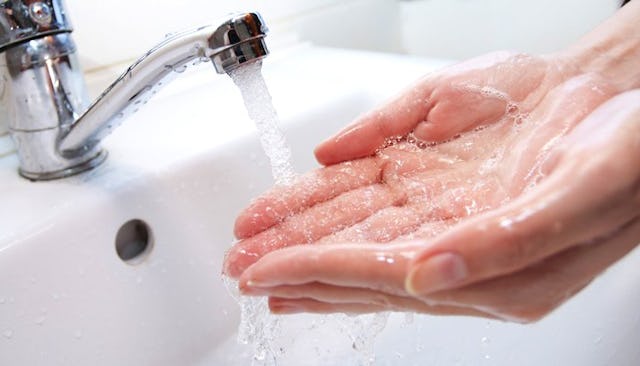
[59, 13, 268, 159]
[0, 1, 268, 180]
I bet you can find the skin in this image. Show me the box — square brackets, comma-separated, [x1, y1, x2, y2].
[223, 2, 640, 322]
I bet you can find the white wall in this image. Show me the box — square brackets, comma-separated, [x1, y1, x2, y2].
[399, 0, 620, 59]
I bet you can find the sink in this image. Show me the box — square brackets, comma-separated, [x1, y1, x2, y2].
[1, 45, 639, 365]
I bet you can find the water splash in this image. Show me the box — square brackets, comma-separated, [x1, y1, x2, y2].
[222, 273, 282, 365]
[3, 329, 13, 339]
[343, 313, 390, 366]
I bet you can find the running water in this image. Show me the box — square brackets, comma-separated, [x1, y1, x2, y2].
[227, 61, 389, 366]
[228, 61, 293, 365]
[230, 62, 296, 186]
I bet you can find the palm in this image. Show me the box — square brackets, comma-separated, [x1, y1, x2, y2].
[225, 52, 615, 278]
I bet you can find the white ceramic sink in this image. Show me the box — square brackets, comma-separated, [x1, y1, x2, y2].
[0, 46, 639, 366]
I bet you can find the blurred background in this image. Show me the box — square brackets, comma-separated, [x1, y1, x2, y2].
[67, 0, 620, 71]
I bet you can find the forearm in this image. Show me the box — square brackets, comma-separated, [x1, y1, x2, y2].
[563, 0, 640, 90]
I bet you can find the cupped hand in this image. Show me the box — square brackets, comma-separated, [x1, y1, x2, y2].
[223, 51, 640, 322]
[227, 90, 640, 322]
[313, 51, 583, 166]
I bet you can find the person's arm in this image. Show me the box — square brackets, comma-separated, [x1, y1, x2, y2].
[563, 0, 640, 90]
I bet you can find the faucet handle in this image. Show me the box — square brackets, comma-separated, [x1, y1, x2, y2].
[0, 0, 72, 50]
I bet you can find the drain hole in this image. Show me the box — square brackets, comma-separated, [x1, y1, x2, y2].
[115, 219, 153, 264]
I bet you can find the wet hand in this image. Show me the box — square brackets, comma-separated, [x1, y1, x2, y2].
[226, 51, 616, 276]
[226, 91, 640, 322]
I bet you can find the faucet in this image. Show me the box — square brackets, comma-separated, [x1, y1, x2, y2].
[0, 1, 268, 180]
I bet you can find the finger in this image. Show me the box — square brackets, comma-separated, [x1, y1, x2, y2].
[248, 282, 495, 318]
[313, 79, 434, 166]
[225, 184, 405, 278]
[234, 158, 381, 239]
[235, 139, 455, 242]
[414, 88, 506, 142]
[314, 53, 531, 166]
[313, 84, 509, 166]
[425, 216, 640, 323]
[238, 242, 422, 293]
[269, 296, 388, 315]
[268, 295, 497, 319]
[315, 206, 424, 244]
[406, 91, 640, 295]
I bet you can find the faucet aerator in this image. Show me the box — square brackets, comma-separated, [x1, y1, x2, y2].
[209, 12, 269, 74]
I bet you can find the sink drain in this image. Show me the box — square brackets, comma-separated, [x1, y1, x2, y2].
[115, 219, 153, 264]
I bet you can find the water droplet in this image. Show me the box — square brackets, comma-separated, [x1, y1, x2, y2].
[35, 316, 46, 326]
[499, 218, 514, 230]
[514, 115, 524, 125]
[169, 64, 188, 74]
[3, 330, 13, 339]
[404, 312, 415, 325]
[375, 254, 395, 264]
[253, 349, 267, 361]
[74, 330, 83, 339]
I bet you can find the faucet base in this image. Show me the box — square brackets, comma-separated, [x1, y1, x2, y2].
[19, 149, 107, 181]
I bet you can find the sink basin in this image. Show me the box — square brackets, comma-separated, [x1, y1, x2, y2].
[1, 46, 639, 366]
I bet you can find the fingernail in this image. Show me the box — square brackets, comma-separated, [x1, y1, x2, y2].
[239, 280, 270, 296]
[405, 252, 468, 296]
[245, 279, 272, 288]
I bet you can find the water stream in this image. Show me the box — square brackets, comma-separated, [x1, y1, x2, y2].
[226, 61, 388, 365]
[230, 62, 296, 186]
[229, 62, 291, 365]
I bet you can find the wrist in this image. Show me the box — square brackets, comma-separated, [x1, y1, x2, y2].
[561, 0, 640, 90]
